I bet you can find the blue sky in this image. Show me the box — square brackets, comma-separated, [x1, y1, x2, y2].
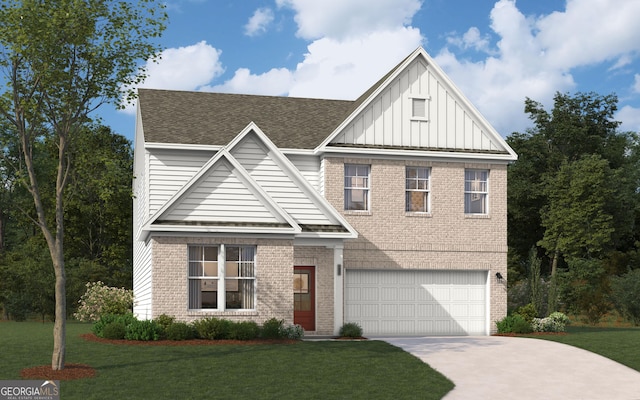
[100, 0, 640, 143]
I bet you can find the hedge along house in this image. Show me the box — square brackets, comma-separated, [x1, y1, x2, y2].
[133, 47, 518, 336]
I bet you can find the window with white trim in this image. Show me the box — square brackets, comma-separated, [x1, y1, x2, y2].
[406, 166, 430, 213]
[188, 245, 256, 310]
[344, 164, 370, 211]
[464, 169, 488, 214]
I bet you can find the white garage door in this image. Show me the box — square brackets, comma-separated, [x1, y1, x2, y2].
[345, 270, 487, 336]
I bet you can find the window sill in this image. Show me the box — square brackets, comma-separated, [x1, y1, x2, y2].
[405, 212, 432, 218]
[187, 310, 259, 316]
[464, 214, 490, 219]
[344, 210, 372, 216]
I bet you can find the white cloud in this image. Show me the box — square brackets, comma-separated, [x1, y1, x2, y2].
[617, 105, 640, 133]
[434, 0, 640, 135]
[447, 27, 492, 53]
[289, 27, 422, 99]
[244, 8, 274, 37]
[276, 0, 421, 40]
[206, 67, 293, 96]
[122, 41, 224, 114]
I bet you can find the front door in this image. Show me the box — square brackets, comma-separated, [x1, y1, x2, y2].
[293, 266, 315, 331]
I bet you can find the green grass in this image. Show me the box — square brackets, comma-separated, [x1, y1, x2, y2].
[527, 325, 640, 372]
[0, 322, 453, 399]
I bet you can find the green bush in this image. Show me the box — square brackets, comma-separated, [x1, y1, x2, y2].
[228, 321, 260, 340]
[610, 269, 640, 326]
[261, 318, 285, 339]
[515, 303, 538, 323]
[102, 322, 126, 339]
[192, 317, 232, 340]
[154, 314, 176, 332]
[496, 314, 532, 334]
[281, 324, 305, 340]
[125, 319, 162, 341]
[92, 313, 136, 338]
[165, 322, 195, 340]
[339, 322, 363, 338]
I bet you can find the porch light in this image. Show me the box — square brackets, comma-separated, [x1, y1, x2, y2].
[495, 272, 504, 282]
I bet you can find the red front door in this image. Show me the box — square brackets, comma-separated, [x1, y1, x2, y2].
[293, 266, 315, 331]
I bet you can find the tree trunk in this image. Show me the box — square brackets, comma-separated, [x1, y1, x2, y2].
[51, 252, 66, 370]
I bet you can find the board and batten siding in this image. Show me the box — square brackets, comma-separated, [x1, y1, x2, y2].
[133, 238, 153, 320]
[231, 134, 334, 225]
[162, 159, 284, 223]
[148, 149, 215, 217]
[333, 59, 502, 152]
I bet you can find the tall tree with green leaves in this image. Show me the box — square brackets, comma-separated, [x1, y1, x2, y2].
[0, 0, 166, 370]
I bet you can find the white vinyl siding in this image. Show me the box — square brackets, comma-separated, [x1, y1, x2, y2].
[148, 149, 215, 216]
[232, 133, 334, 224]
[345, 270, 487, 336]
[133, 238, 153, 320]
[162, 160, 283, 223]
[287, 154, 321, 191]
[331, 58, 504, 152]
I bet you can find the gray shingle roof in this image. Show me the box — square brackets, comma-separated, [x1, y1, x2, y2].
[137, 51, 412, 149]
[138, 89, 355, 149]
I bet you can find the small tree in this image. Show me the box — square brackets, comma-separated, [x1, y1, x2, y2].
[0, 0, 166, 370]
[610, 269, 640, 325]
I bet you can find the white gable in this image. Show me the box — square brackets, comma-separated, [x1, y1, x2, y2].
[144, 149, 300, 235]
[230, 131, 336, 225]
[324, 48, 516, 159]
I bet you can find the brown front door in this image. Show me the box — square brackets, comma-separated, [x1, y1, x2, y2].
[293, 266, 315, 331]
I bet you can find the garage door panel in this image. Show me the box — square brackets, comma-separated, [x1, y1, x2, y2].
[346, 270, 487, 336]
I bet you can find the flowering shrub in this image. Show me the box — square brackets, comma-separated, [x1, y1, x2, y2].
[532, 312, 569, 332]
[74, 281, 134, 322]
[281, 323, 305, 340]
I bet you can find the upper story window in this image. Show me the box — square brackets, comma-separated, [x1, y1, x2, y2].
[464, 169, 489, 214]
[188, 245, 256, 311]
[406, 167, 430, 213]
[344, 164, 370, 211]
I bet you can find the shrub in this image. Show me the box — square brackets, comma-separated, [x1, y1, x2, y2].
[515, 303, 538, 323]
[102, 322, 126, 339]
[228, 321, 260, 340]
[280, 324, 305, 340]
[531, 312, 569, 333]
[192, 317, 232, 340]
[496, 314, 532, 334]
[261, 318, 285, 339]
[74, 281, 134, 322]
[610, 269, 640, 326]
[92, 313, 136, 338]
[125, 319, 162, 341]
[339, 322, 363, 338]
[154, 314, 176, 331]
[165, 322, 195, 340]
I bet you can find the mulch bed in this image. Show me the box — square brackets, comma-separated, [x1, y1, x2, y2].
[19, 333, 299, 381]
[21, 363, 96, 381]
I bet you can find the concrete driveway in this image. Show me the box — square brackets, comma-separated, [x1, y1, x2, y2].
[380, 336, 640, 400]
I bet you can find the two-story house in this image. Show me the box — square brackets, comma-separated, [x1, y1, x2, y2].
[132, 47, 518, 336]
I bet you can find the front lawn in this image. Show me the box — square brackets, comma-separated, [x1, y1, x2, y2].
[0, 322, 453, 399]
[527, 326, 640, 372]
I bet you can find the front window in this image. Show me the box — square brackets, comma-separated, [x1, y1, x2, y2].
[465, 169, 488, 214]
[188, 245, 256, 310]
[344, 164, 370, 211]
[406, 167, 430, 212]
